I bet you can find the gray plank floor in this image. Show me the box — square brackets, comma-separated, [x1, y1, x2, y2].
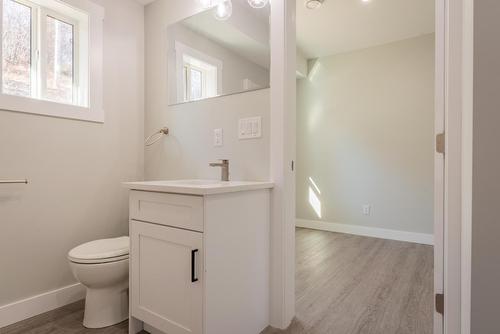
[1, 228, 433, 334]
[0, 300, 144, 334]
[263, 228, 434, 334]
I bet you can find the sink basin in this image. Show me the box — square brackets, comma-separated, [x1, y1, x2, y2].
[123, 179, 274, 195]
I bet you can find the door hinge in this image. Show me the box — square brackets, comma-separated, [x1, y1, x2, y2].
[436, 293, 444, 315]
[436, 133, 445, 154]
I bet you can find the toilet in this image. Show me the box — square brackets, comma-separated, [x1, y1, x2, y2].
[68, 236, 130, 329]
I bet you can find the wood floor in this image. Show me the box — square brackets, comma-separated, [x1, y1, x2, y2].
[1, 228, 433, 334]
[263, 228, 434, 334]
[0, 300, 146, 334]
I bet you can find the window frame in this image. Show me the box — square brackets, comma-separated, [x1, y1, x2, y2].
[0, 0, 104, 123]
[183, 62, 208, 102]
[40, 6, 80, 105]
[174, 41, 222, 104]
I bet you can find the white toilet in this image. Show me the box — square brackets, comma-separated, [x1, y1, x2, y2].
[68, 236, 130, 329]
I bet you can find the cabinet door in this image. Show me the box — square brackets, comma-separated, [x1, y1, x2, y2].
[130, 220, 203, 334]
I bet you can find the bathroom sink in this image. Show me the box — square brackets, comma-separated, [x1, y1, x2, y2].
[123, 179, 274, 195]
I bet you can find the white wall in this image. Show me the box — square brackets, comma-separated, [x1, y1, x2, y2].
[145, 0, 270, 182]
[296, 34, 435, 235]
[0, 0, 144, 306]
[296, 48, 308, 78]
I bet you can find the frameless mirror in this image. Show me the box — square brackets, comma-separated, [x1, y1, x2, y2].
[167, 1, 270, 105]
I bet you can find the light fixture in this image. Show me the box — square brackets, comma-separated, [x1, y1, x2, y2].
[305, 0, 325, 10]
[199, 0, 213, 8]
[247, 0, 269, 9]
[214, 0, 233, 21]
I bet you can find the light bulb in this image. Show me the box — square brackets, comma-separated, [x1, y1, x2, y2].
[214, 0, 232, 20]
[247, 0, 269, 9]
[199, 0, 213, 8]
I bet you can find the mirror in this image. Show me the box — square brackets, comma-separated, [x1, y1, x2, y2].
[167, 1, 270, 105]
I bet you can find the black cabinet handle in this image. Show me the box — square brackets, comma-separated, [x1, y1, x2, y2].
[191, 249, 199, 283]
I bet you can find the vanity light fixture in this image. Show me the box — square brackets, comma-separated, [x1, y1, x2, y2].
[247, 0, 269, 9]
[305, 0, 325, 10]
[214, 0, 233, 20]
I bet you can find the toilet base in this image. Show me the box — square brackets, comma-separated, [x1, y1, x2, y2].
[83, 280, 129, 329]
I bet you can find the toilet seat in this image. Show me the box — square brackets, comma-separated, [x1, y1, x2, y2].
[68, 236, 129, 264]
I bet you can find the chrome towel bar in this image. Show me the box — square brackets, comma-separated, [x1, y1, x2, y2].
[0, 179, 28, 184]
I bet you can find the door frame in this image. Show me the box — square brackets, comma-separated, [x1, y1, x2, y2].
[269, 0, 474, 333]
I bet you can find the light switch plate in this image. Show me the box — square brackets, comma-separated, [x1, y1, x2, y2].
[239, 117, 262, 139]
[362, 205, 372, 216]
[214, 128, 223, 147]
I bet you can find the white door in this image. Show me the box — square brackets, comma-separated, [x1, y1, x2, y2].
[130, 220, 203, 334]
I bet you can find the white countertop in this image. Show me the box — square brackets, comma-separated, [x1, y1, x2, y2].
[123, 179, 274, 195]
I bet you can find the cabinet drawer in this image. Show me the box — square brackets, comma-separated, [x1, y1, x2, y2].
[129, 191, 204, 232]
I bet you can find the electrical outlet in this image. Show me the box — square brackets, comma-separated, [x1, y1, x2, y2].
[214, 128, 223, 147]
[362, 205, 372, 216]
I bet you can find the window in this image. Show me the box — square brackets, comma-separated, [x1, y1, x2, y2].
[182, 54, 217, 102]
[2, 0, 32, 97]
[2, 0, 81, 105]
[0, 0, 104, 122]
[45, 15, 75, 104]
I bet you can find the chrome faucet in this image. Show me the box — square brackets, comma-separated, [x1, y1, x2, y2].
[209, 159, 229, 181]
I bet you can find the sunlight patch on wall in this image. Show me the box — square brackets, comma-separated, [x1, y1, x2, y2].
[308, 177, 322, 219]
[309, 176, 321, 194]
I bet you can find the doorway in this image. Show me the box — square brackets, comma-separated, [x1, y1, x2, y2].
[269, 0, 471, 333]
[293, 0, 438, 332]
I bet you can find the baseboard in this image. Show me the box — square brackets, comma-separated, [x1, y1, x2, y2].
[296, 219, 434, 245]
[0, 283, 85, 328]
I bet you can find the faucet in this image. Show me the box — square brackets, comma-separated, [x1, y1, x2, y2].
[209, 159, 229, 181]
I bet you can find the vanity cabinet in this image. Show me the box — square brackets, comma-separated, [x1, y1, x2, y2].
[124, 181, 273, 334]
[130, 221, 203, 334]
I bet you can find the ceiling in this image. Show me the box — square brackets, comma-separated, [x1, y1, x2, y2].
[297, 0, 435, 59]
[137, 0, 434, 60]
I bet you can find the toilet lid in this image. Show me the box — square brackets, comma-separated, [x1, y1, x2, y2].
[68, 236, 129, 262]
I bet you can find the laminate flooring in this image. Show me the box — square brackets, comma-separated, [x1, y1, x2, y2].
[1, 228, 433, 334]
[263, 228, 433, 334]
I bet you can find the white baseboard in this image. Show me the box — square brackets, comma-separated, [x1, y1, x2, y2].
[296, 219, 434, 245]
[0, 283, 85, 328]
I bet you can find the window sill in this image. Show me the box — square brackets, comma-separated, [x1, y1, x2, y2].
[0, 93, 104, 123]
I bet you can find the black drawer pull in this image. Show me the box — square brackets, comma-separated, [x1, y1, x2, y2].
[191, 249, 199, 283]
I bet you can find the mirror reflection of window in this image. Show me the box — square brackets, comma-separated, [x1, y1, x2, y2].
[167, 1, 270, 105]
[182, 54, 217, 102]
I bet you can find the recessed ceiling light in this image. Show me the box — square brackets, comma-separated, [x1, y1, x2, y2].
[361, 0, 371, 3]
[305, 0, 325, 10]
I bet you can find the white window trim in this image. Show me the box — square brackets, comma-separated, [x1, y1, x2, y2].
[183, 57, 218, 102]
[0, 0, 104, 123]
[174, 41, 222, 103]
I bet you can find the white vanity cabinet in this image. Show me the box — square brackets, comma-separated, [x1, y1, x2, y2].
[130, 220, 203, 334]
[124, 180, 274, 334]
